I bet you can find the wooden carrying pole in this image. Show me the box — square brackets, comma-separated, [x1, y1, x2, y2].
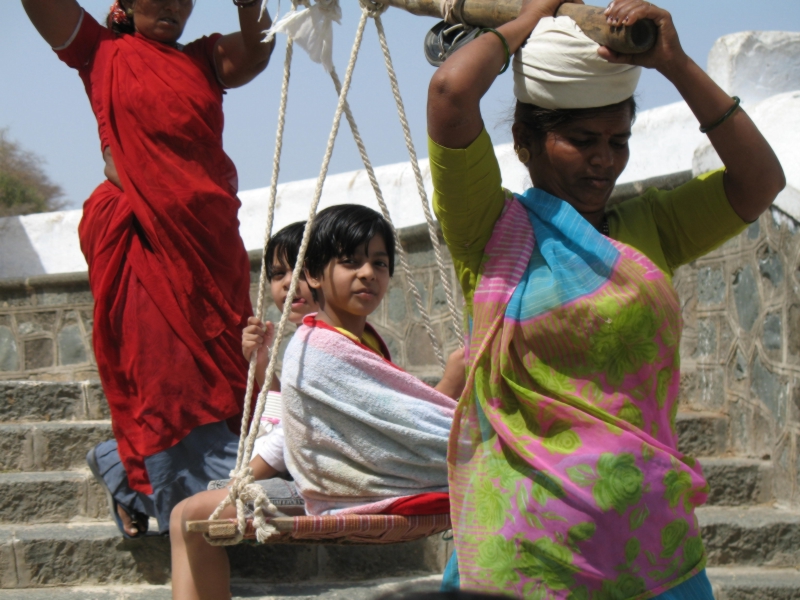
[383, 0, 657, 54]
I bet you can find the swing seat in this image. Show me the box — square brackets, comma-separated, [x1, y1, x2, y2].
[187, 513, 451, 545]
[204, 1, 462, 548]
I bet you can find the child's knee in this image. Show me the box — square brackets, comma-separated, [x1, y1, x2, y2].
[170, 497, 190, 534]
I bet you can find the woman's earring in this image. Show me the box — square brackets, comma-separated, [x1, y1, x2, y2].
[515, 146, 531, 164]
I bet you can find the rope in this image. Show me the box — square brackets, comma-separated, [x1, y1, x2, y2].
[372, 12, 464, 345]
[233, 38, 295, 487]
[208, 0, 467, 544]
[328, 66, 446, 369]
[439, 0, 467, 24]
[213, 5, 372, 545]
[205, 34, 297, 547]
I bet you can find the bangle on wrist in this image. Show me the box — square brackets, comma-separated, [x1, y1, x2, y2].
[478, 28, 511, 75]
[699, 96, 741, 134]
[233, 0, 258, 7]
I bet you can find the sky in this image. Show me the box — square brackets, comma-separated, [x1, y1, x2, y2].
[2, 0, 800, 209]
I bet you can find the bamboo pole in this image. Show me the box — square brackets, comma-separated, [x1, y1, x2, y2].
[382, 0, 657, 54]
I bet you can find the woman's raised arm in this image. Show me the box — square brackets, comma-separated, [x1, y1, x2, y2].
[21, 0, 82, 48]
[214, 3, 276, 89]
[602, 0, 786, 223]
[427, 0, 582, 150]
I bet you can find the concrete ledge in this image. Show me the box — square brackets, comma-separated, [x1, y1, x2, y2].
[0, 221, 446, 289]
[607, 170, 693, 206]
[1, 172, 688, 288]
[0, 272, 89, 292]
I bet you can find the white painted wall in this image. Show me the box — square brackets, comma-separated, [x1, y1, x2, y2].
[2, 30, 799, 280]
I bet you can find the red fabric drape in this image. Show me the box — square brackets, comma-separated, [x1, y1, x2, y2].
[381, 493, 451, 516]
[65, 19, 252, 493]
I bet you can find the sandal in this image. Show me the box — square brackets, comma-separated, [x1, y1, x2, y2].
[86, 446, 149, 539]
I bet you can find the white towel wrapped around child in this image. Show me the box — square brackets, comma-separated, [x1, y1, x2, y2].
[281, 318, 456, 515]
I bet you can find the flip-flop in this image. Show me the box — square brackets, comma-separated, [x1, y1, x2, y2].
[86, 446, 149, 539]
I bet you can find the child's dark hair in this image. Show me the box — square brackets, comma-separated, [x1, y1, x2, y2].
[265, 221, 305, 281]
[305, 204, 395, 283]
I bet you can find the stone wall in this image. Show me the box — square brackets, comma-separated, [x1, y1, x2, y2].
[0, 273, 96, 381]
[0, 224, 462, 384]
[676, 206, 800, 509]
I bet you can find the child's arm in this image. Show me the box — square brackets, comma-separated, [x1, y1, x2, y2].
[242, 317, 279, 391]
[435, 348, 467, 400]
[248, 455, 280, 480]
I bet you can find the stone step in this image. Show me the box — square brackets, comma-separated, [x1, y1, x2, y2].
[700, 457, 773, 506]
[3, 570, 800, 600]
[0, 575, 441, 599]
[2, 506, 794, 589]
[708, 567, 800, 600]
[674, 411, 729, 457]
[2, 457, 766, 525]
[0, 422, 111, 472]
[0, 575, 443, 599]
[0, 381, 108, 422]
[698, 506, 800, 568]
[0, 379, 724, 457]
[0, 522, 449, 589]
[0, 471, 106, 525]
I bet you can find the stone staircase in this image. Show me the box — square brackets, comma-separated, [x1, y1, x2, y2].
[0, 381, 798, 598]
[0, 381, 448, 598]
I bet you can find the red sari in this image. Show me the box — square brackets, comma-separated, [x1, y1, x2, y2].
[57, 13, 252, 493]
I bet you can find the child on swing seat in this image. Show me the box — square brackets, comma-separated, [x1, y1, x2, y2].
[169, 205, 464, 600]
[240, 221, 318, 481]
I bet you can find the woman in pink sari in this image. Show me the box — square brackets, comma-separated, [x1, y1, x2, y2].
[22, 0, 274, 537]
[427, 0, 784, 597]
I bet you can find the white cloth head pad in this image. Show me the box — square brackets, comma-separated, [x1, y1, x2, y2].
[513, 16, 641, 109]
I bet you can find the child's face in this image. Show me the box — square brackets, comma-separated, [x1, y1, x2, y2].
[269, 257, 318, 324]
[311, 235, 391, 319]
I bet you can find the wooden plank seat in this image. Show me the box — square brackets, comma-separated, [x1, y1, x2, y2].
[187, 513, 452, 545]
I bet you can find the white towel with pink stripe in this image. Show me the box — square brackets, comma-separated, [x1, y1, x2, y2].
[281, 321, 455, 516]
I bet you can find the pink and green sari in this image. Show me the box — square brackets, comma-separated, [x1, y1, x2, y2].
[449, 188, 709, 598]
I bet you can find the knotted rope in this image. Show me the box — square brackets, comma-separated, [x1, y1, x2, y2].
[371, 6, 464, 345]
[327, 66, 446, 368]
[439, 0, 467, 24]
[208, 0, 464, 543]
[209, 2, 372, 544]
[205, 30, 298, 547]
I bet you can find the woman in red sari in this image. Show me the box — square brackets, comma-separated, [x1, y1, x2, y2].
[22, 0, 275, 536]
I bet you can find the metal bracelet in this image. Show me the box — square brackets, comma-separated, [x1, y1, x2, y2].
[479, 28, 511, 75]
[699, 96, 742, 134]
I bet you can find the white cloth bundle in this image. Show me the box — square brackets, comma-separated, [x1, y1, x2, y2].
[265, 0, 341, 73]
[513, 16, 641, 109]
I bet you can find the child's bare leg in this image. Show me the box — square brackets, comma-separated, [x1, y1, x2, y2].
[170, 488, 236, 600]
